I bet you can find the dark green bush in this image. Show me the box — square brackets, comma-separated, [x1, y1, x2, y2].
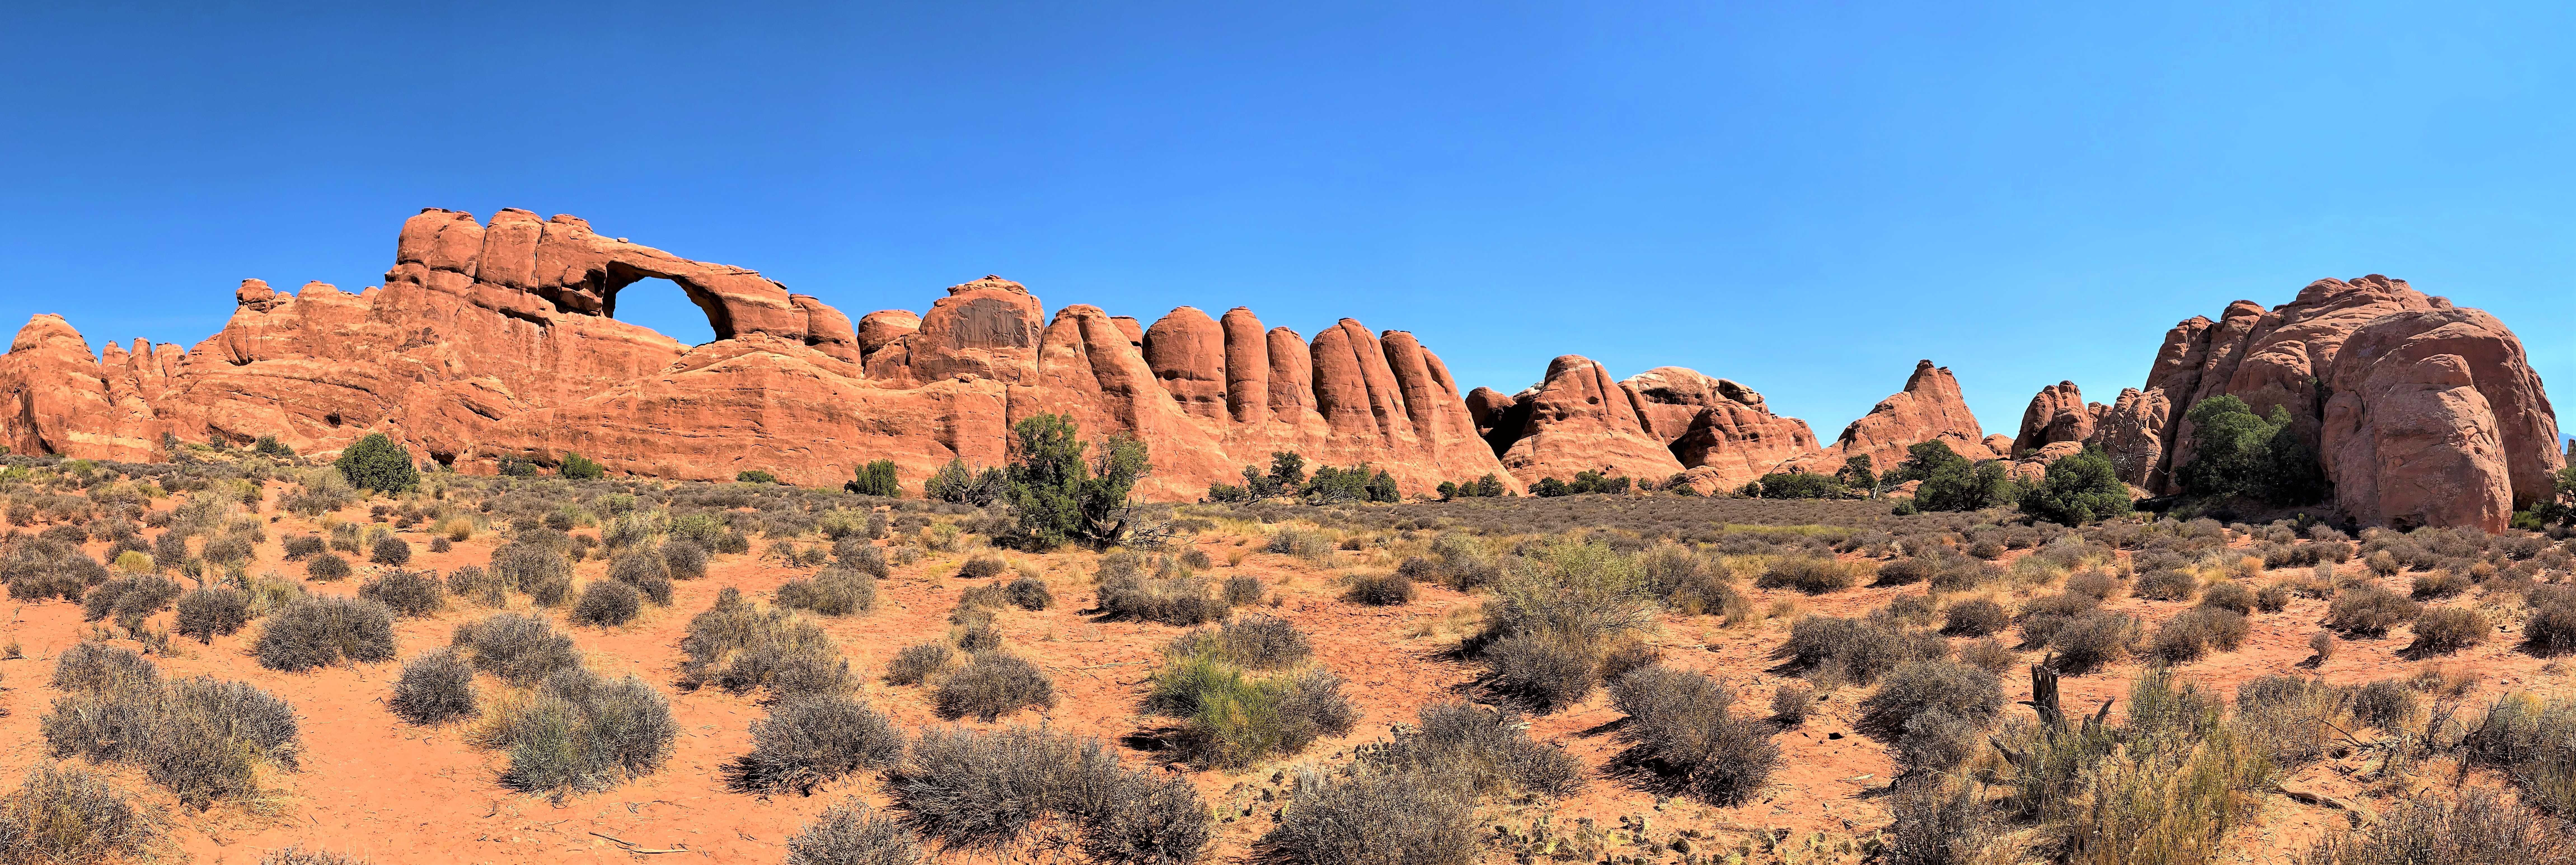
[2018, 446, 2131, 526]
[333, 433, 418, 493]
[560, 453, 606, 480]
[844, 460, 901, 497]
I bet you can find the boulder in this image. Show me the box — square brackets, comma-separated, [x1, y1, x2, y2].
[2012, 381, 2093, 455]
[1142, 306, 1227, 419]
[2322, 308, 2562, 531]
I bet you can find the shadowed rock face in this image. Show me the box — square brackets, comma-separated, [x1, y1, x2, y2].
[0, 208, 1516, 500]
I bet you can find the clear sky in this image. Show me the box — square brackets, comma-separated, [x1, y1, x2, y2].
[3, 2, 2568, 441]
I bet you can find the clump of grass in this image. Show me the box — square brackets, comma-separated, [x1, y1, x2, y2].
[1606, 665, 1778, 805]
[679, 588, 851, 698]
[472, 667, 678, 799]
[451, 612, 584, 686]
[254, 595, 398, 672]
[390, 648, 479, 726]
[725, 693, 903, 795]
[1141, 632, 1355, 770]
[0, 762, 158, 864]
[1266, 528, 1335, 564]
[1474, 541, 1659, 712]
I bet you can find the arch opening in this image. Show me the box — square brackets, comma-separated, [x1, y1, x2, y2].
[604, 276, 721, 346]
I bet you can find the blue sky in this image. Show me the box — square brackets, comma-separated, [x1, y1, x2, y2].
[3, 2, 2569, 440]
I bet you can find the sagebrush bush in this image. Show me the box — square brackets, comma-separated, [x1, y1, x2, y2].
[1004, 575, 1053, 610]
[478, 667, 678, 798]
[306, 552, 351, 582]
[81, 575, 181, 626]
[2462, 694, 2576, 816]
[957, 554, 1006, 580]
[1941, 598, 2009, 636]
[2149, 606, 2252, 663]
[0, 762, 156, 864]
[1342, 572, 1415, 606]
[680, 589, 852, 698]
[1607, 665, 1778, 805]
[2, 538, 107, 602]
[1356, 701, 1584, 799]
[451, 612, 584, 686]
[1771, 681, 1817, 725]
[1143, 648, 1355, 770]
[1483, 632, 1600, 713]
[390, 648, 479, 726]
[42, 658, 301, 809]
[884, 642, 953, 686]
[933, 652, 1057, 722]
[255, 595, 398, 672]
[1756, 556, 1856, 594]
[2301, 788, 2576, 865]
[358, 568, 445, 617]
[1261, 769, 1473, 865]
[282, 534, 326, 561]
[1861, 659, 2005, 735]
[2046, 610, 2138, 674]
[2200, 581, 2257, 614]
[2526, 593, 2576, 656]
[1875, 557, 1936, 586]
[785, 800, 924, 865]
[2411, 569, 2472, 599]
[175, 586, 252, 643]
[1783, 614, 1946, 685]
[662, 540, 708, 581]
[2407, 606, 2487, 655]
[1166, 615, 1312, 670]
[886, 726, 1211, 862]
[2326, 584, 2421, 638]
[492, 542, 572, 606]
[1097, 568, 1228, 626]
[838, 543, 890, 579]
[51, 642, 158, 693]
[725, 693, 903, 795]
[1266, 528, 1335, 563]
[2348, 679, 2420, 731]
[2133, 568, 2198, 602]
[571, 580, 644, 627]
[2063, 570, 2121, 601]
[369, 535, 411, 566]
[1222, 574, 1266, 606]
[609, 548, 673, 605]
[777, 565, 878, 617]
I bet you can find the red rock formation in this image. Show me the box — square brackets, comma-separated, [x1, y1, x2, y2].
[1618, 367, 1818, 490]
[1487, 356, 1685, 484]
[1787, 360, 1996, 475]
[2012, 381, 2096, 456]
[2322, 308, 2560, 532]
[2075, 275, 2559, 530]
[0, 209, 1516, 500]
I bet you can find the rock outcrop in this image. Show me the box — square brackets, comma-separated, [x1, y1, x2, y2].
[2075, 275, 2559, 531]
[0, 209, 1516, 500]
[1471, 360, 1819, 489]
[1787, 360, 1998, 475]
[2012, 381, 2099, 456]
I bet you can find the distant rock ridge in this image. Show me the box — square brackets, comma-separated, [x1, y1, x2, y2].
[0, 208, 1513, 499]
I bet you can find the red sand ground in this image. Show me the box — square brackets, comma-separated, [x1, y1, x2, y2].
[0, 489, 2566, 864]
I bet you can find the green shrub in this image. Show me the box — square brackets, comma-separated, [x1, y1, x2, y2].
[844, 460, 901, 497]
[390, 649, 478, 726]
[1000, 414, 1150, 550]
[254, 435, 295, 457]
[255, 596, 397, 672]
[1752, 472, 1846, 499]
[559, 453, 605, 480]
[2019, 446, 2131, 525]
[332, 433, 418, 493]
[1142, 644, 1355, 770]
[738, 469, 779, 484]
[1900, 441, 2020, 512]
[2176, 395, 2326, 506]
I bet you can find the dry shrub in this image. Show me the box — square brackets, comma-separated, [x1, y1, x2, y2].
[785, 800, 923, 865]
[1874, 556, 1936, 586]
[2462, 694, 2576, 816]
[1004, 575, 1053, 611]
[884, 642, 954, 686]
[724, 693, 903, 795]
[2149, 606, 2251, 663]
[1342, 572, 1414, 606]
[777, 565, 878, 617]
[0, 762, 157, 865]
[2326, 584, 2422, 638]
[474, 667, 678, 798]
[2134, 568, 2198, 602]
[451, 612, 584, 686]
[1261, 769, 1473, 865]
[933, 653, 1058, 722]
[662, 540, 708, 581]
[2200, 581, 2256, 614]
[1607, 665, 1778, 805]
[1771, 681, 1817, 725]
[1941, 598, 2008, 636]
[570, 580, 643, 627]
[81, 575, 180, 625]
[2046, 611, 2138, 675]
[1783, 614, 1946, 685]
[1096, 559, 1228, 626]
[389, 648, 478, 726]
[1862, 660, 2005, 735]
[1356, 701, 1584, 799]
[1756, 556, 1856, 594]
[358, 569, 444, 618]
[41, 649, 300, 810]
[608, 548, 673, 605]
[886, 726, 1211, 864]
[680, 588, 851, 698]
[254, 596, 397, 672]
[2407, 606, 2487, 655]
[2301, 788, 2576, 865]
